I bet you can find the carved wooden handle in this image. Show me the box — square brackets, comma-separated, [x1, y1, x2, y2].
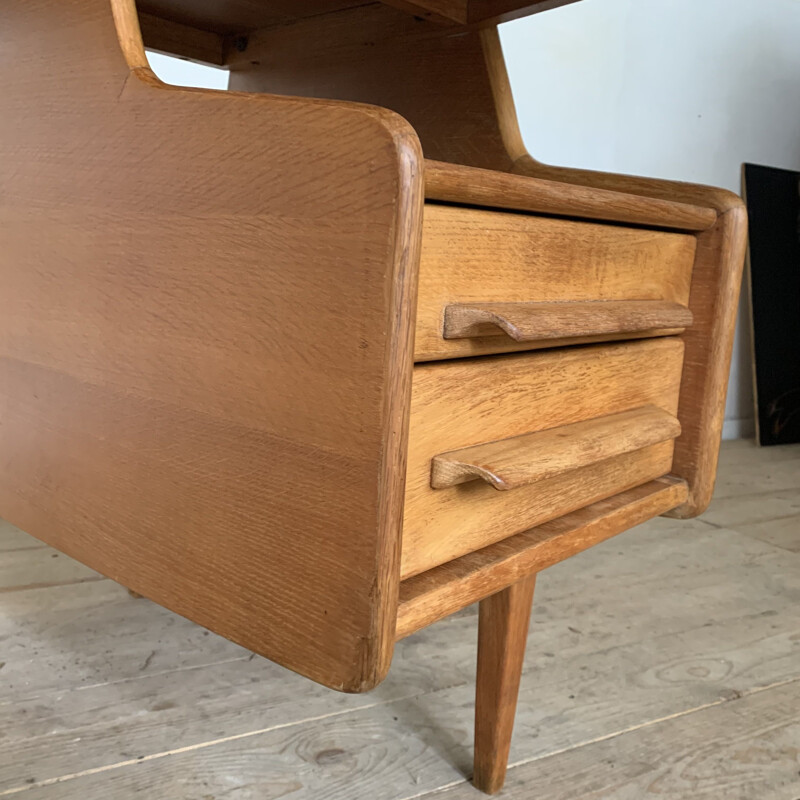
[431, 406, 681, 491]
[443, 300, 693, 341]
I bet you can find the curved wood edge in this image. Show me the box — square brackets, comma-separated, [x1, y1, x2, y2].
[109, 0, 428, 693]
[477, 28, 748, 516]
[664, 203, 748, 517]
[443, 301, 694, 342]
[395, 476, 688, 639]
[514, 188, 744, 520]
[2, 0, 425, 693]
[430, 406, 681, 491]
[425, 160, 717, 232]
[479, 28, 743, 215]
[225, 15, 742, 520]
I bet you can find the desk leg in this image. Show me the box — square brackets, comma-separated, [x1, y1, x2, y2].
[474, 574, 536, 794]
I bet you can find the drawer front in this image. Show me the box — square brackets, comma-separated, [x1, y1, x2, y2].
[401, 338, 684, 579]
[415, 204, 696, 361]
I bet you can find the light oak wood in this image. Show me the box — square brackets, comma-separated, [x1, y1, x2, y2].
[138, 12, 225, 65]
[137, 0, 362, 35]
[473, 574, 536, 794]
[234, 14, 742, 516]
[416, 204, 696, 360]
[443, 301, 693, 343]
[430, 406, 681, 491]
[395, 476, 688, 639]
[134, 1, 583, 45]
[402, 338, 685, 578]
[405, 443, 673, 579]
[0, 0, 425, 693]
[476, 28, 748, 517]
[425, 161, 717, 231]
[384, 0, 582, 25]
[467, 0, 581, 24]
[224, 6, 520, 170]
[381, 0, 469, 24]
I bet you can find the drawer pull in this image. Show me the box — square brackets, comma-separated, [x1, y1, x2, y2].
[443, 300, 693, 342]
[431, 406, 681, 491]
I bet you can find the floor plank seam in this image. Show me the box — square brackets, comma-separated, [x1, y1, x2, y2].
[0, 655, 254, 710]
[0, 576, 108, 595]
[395, 778, 468, 800]
[0, 683, 468, 796]
[502, 673, 800, 773]
[397, 675, 800, 800]
[709, 485, 800, 503]
[72, 654, 256, 693]
[727, 510, 800, 526]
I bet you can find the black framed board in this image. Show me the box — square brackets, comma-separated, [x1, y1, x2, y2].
[742, 163, 800, 446]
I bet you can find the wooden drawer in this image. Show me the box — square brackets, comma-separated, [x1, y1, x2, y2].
[401, 337, 685, 578]
[415, 204, 696, 361]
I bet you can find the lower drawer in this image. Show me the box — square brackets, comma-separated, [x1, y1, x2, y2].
[401, 338, 685, 578]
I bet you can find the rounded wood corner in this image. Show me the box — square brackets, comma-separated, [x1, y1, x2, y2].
[110, 0, 151, 72]
[661, 489, 710, 520]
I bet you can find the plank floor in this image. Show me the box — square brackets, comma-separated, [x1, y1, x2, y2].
[1, 440, 799, 799]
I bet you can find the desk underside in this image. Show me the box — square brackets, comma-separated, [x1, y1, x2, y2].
[137, 0, 582, 36]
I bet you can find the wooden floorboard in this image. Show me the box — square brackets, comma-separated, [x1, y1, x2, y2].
[1, 441, 799, 798]
[0, 548, 103, 593]
[734, 513, 800, 553]
[437, 679, 800, 800]
[0, 520, 49, 553]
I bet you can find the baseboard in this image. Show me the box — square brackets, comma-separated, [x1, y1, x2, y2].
[722, 418, 756, 440]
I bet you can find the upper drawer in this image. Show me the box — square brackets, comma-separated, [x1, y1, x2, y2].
[415, 204, 697, 361]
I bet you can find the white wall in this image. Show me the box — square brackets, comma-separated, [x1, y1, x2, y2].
[146, 51, 229, 89]
[500, 0, 800, 438]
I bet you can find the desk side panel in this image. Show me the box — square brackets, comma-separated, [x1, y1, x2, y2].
[0, 0, 423, 692]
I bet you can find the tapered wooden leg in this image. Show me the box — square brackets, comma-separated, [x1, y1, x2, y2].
[474, 574, 536, 794]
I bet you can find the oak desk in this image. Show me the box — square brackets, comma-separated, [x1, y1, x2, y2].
[0, 0, 746, 793]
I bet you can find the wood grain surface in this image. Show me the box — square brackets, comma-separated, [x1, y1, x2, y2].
[265, 14, 743, 517]
[402, 339, 685, 578]
[383, 0, 583, 25]
[430, 406, 681, 491]
[0, 0, 424, 692]
[480, 27, 749, 517]
[443, 300, 693, 344]
[396, 476, 688, 639]
[138, 11, 225, 64]
[228, 13, 746, 516]
[137, 0, 360, 35]
[473, 575, 536, 794]
[221, 0, 740, 511]
[416, 204, 695, 360]
[225, 7, 518, 170]
[425, 160, 717, 231]
[136, 0, 583, 37]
